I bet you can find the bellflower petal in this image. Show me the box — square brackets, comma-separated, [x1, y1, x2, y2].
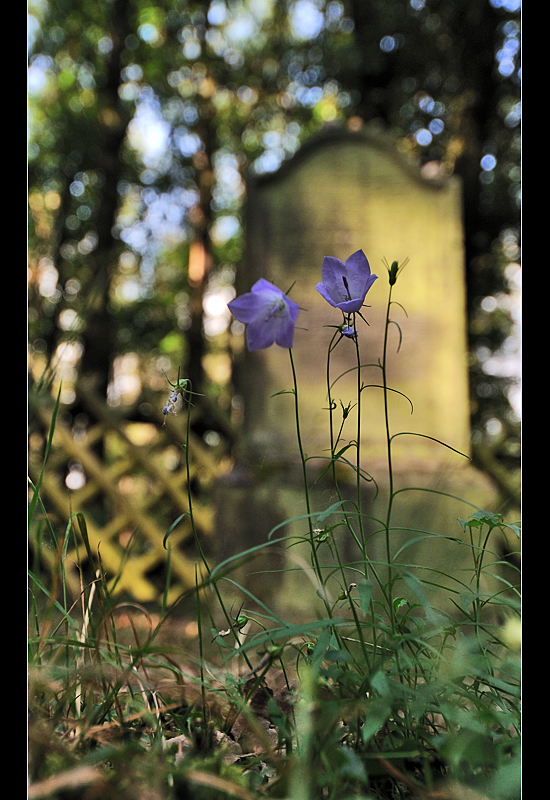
[228, 278, 300, 351]
[316, 249, 377, 313]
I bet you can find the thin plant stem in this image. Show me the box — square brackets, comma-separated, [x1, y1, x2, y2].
[326, 330, 363, 554]
[352, 317, 387, 649]
[195, 564, 208, 734]
[326, 329, 340, 483]
[325, 324, 389, 667]
[381, 284, 397, 633]
[352, 315, 367, 554]
[289, 348, 332, 615]
[332, 536, 373, 671]
[325, 332, 364, 560]
[324, 331, 382, 669]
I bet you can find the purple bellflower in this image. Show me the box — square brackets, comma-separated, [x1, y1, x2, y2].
[228, 278, 300, 351]
[316, 249, 377, 314]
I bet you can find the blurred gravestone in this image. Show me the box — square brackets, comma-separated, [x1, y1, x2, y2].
[217, 128, 500, 617]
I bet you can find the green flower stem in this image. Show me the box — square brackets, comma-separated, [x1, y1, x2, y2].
[352, 314, 367, 551]
[324, 331, 379, 668]
[331, 533, 373, 671]
[326, 330, 340, 483]
[325, 326, 386, 667]
[381, 284, 397, 633]
[352, 320, 391, 665]
[289, 349, 331, 615]
[326, 330, 362, 554]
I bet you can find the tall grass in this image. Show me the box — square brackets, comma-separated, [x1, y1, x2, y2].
[28, 259, 520, 800]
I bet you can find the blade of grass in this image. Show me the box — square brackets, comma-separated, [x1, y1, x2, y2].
[28, 383, 62, 526]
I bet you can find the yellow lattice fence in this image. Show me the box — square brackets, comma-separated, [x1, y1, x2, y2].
[28, 381, 230, 604]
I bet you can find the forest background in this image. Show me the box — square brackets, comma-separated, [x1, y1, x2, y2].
[28, 0, 521, 515]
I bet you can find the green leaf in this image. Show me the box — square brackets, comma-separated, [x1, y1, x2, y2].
[357, 579, 373, 616]
[505, 520, 521, 539]
[315, 500, 347, 523]
[28, 383, 62, 526]
[75, 512, 95, 567]
[362, 697, 391, 744]
[488, 752, 522, 799]
[163, 512, 188, 548]
[459, 510, 505, 532]
[335, 747, 367, 783]
[402, 573, 429, 608]
[370, 669, 390, 698]
[310, 626, 331, 672]
[324, 647, 354, 664]
[392, 596, 409, 612]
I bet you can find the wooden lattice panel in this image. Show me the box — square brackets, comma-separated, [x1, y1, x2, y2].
[29, 382, 229, 603]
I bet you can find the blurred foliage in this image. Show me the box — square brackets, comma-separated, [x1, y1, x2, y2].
[28, 0, 520, 507]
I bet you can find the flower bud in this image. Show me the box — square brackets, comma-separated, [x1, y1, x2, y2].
[388, 261, 399, 286]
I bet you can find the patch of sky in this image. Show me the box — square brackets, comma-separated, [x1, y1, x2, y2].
[119, 184, 193, 259]
[138, 22, 160, 45]
[162, 97, 186, 125]
[477, 242, 521, 417]
[326, 1, 344, 27]
[224, 12, 258, 43]
[207, 1, 228, 26]
[429, 118, 444, 135]
[205, 27, 227, 56]
[120, 222, 149, 255]
[380, 36, 396, 53]
[418, 94, 435, 113]
[28, 54, 54, 95]
[290, 0, 325, 41]
[122, 64, 143, 83]
[262, 130, 281, 148]
[496, 21, 520, 78]
[252, 148, 285, 174]
[97, 36, 113, 54]
[212, 151, 245, 208]
[127, 92, 171, 168]
[28, 13, 40, 51]
[203, 283, 236, 337]
[183, 39, 202, 60]
[119, 82, 140, 102]
[295, 84, 324, 107]
[489, 0, 520, 11]
[504, 102, 520, 128]
[70, 180, 86, 198]
[210, 215, 241, 245]
[175, 127, 202, 157]
[480, 154, 497, 171]
[415, 128, 432, 146]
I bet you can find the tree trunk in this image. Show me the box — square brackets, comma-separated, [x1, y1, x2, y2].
[78, 0, 133, 399]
